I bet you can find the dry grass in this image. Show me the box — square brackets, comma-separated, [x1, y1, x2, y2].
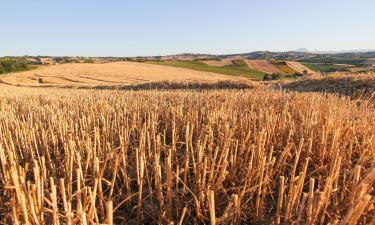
[1, 85, 375, 224]
[0, 62, 248, 88]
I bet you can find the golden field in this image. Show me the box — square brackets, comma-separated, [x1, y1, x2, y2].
[1, 82, 375, 224]
[0, 62, 249, 88]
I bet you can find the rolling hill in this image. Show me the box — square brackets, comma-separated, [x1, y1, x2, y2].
[245, 60, 283, 74]
[0, 62, 251, 88]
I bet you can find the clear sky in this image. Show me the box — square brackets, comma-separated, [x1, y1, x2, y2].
[1, 0, 375, 56]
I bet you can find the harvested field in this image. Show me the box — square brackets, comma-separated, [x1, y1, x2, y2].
[149, 60, 265, 80]
[202, 59, 233, 67]
[245, 60, 283, 74]
[286, 61, 315, 75]
[0, 62, 249, 88]
[1, 86, 375, 224]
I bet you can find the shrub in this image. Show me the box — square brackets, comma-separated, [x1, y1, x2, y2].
[263, 73, 282, 81]
[263, 73, 271, 81]
[271, 73, 282, 80]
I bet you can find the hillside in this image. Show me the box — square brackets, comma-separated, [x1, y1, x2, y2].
[245, 60, 283, 74]
[4, 50, 375, 75]
[148, 60, 266, 80]
[285, 61, 315, 75]
[0, 62, 251, 88]
[1, 61, 375, 224]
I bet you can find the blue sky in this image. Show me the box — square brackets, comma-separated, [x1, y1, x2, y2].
[1, 0, 374, 56]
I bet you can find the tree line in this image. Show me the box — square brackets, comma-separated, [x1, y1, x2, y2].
[0, 58, 32, 74]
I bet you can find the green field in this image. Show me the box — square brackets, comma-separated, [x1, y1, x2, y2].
[298, 56, 366, 66]
[148, 60, 265, 80]
[302, 63, 350, 73]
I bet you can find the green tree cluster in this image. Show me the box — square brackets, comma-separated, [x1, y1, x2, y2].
[0, 58, 31, 74]
[263, 73, 282, 81]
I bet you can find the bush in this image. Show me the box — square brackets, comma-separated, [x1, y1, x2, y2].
[264, 73, 282, 81]
[263, 74, 271, 81]
[271, 73, 282, 80]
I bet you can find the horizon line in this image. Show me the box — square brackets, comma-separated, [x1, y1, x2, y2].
[2, 48, 375, 58]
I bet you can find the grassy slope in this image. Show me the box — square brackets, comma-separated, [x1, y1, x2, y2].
[298, 56, 366, 66]
[148, 60, 265, 80]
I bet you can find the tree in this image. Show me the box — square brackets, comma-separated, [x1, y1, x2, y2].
[0, 58, 30, 74]
[263, 74, 271, 81]
[271, 73, 282, 80]
[0, 64, 4, 74]
[263, 73, 282, 81]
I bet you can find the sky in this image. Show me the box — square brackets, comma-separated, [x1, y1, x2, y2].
[1, 0, 375, 57]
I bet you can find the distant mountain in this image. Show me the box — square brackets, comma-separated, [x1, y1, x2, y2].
[219, 51, 315, 60]
[295, 48, 375, 54]
[150, 51, 316, 61]
[132, 50, 375, 62]
[295, 48, 309, 53]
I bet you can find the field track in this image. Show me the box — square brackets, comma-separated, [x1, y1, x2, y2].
[286, 61, 315, 74]
[0, 62, 249, 88]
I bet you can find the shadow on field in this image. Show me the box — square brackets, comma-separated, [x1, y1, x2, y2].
[282, 76, 375, 98]
[0, 79, 259, 90]
[71, 80, 256, 90]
